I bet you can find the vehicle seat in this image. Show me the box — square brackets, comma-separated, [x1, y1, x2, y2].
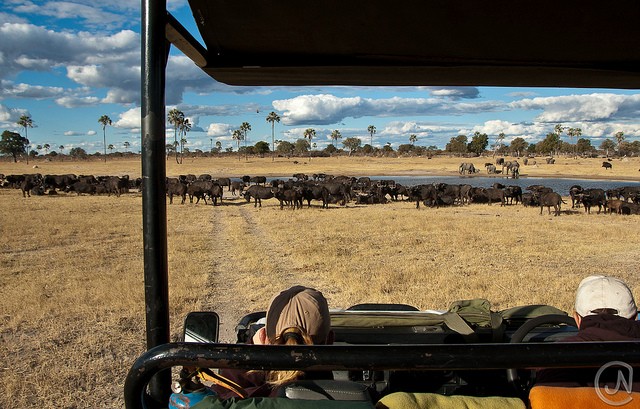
[278, 380, 373, 401]
[528, 386, 640, 409]
[375, 392, 525, 409]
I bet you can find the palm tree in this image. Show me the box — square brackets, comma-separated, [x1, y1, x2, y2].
[43, 143, 50, 155]
[266, 111, 280, 162]
[566, 127, 582, 158]
[614, 131, 625, 152]
[409, 134, 417, 145]
[330, 129, 342, 146]
[168, 108, 185, 164]
[367, 125, 376, 149]
[494, 132, 505, 157]
[232, 129, 243, 161]
[178, 118, 191, 164]
[108, 144, 115, 154]
[240, 122, 251, 161]
[17, 114, 33, 164]
[98, 115, 112, 163]
[554, 124, 565, 155]
[215, 141, 222, 155]
[123, 141, 131, 152]
[303, 128, 316, 160]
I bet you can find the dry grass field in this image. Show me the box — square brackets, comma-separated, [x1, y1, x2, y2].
[0, 154, 639, 408]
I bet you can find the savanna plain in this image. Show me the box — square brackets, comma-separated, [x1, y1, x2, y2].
[0, 155, 639, 408]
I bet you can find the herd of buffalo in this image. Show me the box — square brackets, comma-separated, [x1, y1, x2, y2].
[2, 171, 640, 216]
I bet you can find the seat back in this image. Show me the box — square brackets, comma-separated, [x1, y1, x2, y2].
[529, 386, 640, 409]
[375, 392, 525, 409]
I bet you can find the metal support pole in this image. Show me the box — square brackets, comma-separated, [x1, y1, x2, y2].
[141, 0, 170, 406]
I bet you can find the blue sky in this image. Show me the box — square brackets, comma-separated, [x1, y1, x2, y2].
[1, 1, 639, 155]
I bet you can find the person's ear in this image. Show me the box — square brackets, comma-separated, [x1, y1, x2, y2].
[573, 311, 582, 328]
[252, 327, 269, 345]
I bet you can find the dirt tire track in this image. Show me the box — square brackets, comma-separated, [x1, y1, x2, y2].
[201, 204, 303, 342]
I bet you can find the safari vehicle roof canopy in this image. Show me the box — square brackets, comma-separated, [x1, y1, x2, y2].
[178, 0, 640, 88]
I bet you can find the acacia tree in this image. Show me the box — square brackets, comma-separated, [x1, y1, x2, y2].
[303, 128, 316, 160]
[266, 112, 280, 162]
[601, 139, 615, 157]
[539, 132, 561, 156]
[367, 125, 376, 149]
[343, 137, 361, 156]
[445, 135, 468, 156]
[17, 114, 33, 164]
[0, 130, 29, 162]
[509, 137, 529, 157]
[98, 115, 112, 163]
[467, 131, 488, 156]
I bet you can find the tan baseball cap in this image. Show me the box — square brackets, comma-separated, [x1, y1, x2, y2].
[575, 275, 637, 319]
[265, 286, 331, 344]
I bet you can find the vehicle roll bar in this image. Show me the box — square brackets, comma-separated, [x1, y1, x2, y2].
[125, 341, 640, 409]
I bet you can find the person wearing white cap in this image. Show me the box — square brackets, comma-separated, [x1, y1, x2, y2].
[535, 275, 640, 388]
[573, 275, 638, 329]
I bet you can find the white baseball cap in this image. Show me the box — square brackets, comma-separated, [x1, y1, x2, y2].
[575, 275, 637, 319]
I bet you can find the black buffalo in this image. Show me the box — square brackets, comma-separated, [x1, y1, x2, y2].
[409, 184, 437, 208]
[65, 181, 96, 196]
[569, 185, 583, 208]
[105, 176, 129, 197]
[503, 185, 523, 205]
[539, 192, 563, 216]
[209, 184, 224, 206]
[321, 182, 350, 205]
[389, 183, 410, 201]
[230, 181, 244, 196]
[620, 186, 640, 202]
[485, 188, 505, 206]
[250, 176, 267, 185]
[301, 185, 329, 208]
[166, 179, 187, 204]
[43, 174, 77, 192]
[577, 188, 606, 214]
[621, 202, 640, 215]
[274, 187, 302, 209]
[215, 177, 231, 190]
[244, 185, 274, 207]
[602, 161, 612, 170]
[187, 180, 217, 204]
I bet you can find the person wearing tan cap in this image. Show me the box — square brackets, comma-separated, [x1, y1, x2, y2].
[211, 285, 334, 399]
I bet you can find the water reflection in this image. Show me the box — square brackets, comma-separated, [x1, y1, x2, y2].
[369, 176, 639, 194]
[265, 175, 639, 194]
